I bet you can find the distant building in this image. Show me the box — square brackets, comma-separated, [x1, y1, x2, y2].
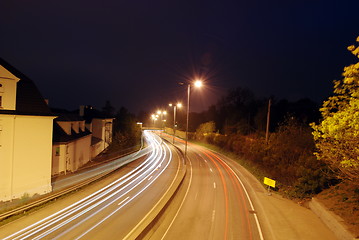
[51, 110, 92, 175]
[79, 105, 114, 158]
[51, 106, 114, 176]
[0, 58, 55, 201]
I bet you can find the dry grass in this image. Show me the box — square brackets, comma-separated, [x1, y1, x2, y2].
[316, 180, 359, 238]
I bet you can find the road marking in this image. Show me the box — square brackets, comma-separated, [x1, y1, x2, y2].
[212, 210, 216, 223]
[118, 196, 130, 206]
[210, 168, 213, 172]
[208, 150, 265, 240]
[160, 158, 193, 240]
[148, 176, 153, 181]
[213, 182, 216, 189]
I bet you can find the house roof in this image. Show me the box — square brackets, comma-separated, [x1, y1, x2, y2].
[77, 106, 114, 123]
[0, 58, 54, 116]
[53, 121, 92, 143]
[51, 108, 84, 121]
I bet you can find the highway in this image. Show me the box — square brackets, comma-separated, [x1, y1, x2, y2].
[0, 130, 184, 240]
[0, 131, 338, 239]
[143, 134, 264, 240]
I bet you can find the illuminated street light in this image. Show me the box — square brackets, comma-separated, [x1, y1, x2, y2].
[169, 102, 182, 144]
[151, 114, 158, 127]
[156, 110, 167, 130]
[185, 80, 203, 156]
[194, 80, 203, 88]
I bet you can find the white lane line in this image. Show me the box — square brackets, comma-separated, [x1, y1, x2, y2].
[160, 157, 193, 240]
[211, 210, 216, 223]
[35, 133, 167, 240]
[6, 131, 164, 240]
[73, 136, 174, 240]
[213, 182, 216, 189]
[118, 197, 130, 206]
[217, 155, 265, 240]
[148, 176, 153, 181]
[123, 141, 178, 240]
[209, 168, 213, 172]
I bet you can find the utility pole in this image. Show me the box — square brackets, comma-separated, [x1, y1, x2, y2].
[265, 98, 271, 144]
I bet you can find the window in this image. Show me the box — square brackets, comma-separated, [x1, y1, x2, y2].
[55, 147, 60, 156]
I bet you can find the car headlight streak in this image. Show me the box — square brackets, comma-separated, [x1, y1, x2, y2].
[4, 130, 173, 240]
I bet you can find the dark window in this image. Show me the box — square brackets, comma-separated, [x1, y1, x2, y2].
[55, 147, 60, 156]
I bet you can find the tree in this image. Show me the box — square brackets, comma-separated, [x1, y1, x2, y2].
[312, 37, 359, 180]
[195, 121, 216, 140]
[102, 100, 115, 117]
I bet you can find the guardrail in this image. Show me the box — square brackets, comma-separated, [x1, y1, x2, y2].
[0, 149, 145, 223]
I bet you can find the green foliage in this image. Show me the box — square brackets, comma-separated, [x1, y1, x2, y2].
[107, 106, 141, 152]
[199, 117, 333, 198]
[195, 121, 216, 140]
[312, 37, 359, 180]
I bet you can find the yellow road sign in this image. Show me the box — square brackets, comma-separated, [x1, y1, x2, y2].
[264, 177, 276, 188]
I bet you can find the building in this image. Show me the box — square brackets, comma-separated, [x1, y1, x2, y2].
[0, 58, 55, 201]
[51, 110, 92, 175]
[51, 106, 114, 176]
[80, 105, 114, 158]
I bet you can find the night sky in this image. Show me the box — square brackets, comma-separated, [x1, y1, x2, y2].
[1, 0, 359, 115]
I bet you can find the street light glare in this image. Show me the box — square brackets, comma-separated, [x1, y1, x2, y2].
[194, 80, 203, 88]
[177, 103, 182, 108]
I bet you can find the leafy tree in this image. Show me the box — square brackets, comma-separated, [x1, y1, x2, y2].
[195, 121, 216, 140]
[312, 37, 359, 180]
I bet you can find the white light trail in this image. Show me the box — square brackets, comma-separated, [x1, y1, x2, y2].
[3, 131, 173, 240]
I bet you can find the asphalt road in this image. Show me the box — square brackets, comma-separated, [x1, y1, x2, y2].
[0, 131, 184, 240]
[144, 133, 337, 240]
[144, 134, 264, 240]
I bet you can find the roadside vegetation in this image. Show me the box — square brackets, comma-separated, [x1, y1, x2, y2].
[187, 37, 359, 236]
[96, 103, 142, 162]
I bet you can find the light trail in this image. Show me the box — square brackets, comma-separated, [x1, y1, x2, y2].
[3, 130, 174, 240]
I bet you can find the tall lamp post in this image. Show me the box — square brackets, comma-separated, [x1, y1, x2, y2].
[185, 80, 202, 156]
[169, 102, 182, 144]
[156, 110, 167, 130]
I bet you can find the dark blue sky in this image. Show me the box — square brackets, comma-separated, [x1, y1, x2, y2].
[1, 0, 359, 114]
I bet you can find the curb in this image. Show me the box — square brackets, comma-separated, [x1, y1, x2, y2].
[123, 148, 187, 239]
[309, 197, 358, 240]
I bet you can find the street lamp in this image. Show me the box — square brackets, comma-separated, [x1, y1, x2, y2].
[151, 114, 158, 127]
[169, 102, 182, 144]
[156, 110, 167, 130]
[185, 80, 202, 156]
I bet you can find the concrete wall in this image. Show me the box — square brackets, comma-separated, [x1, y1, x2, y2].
[0, 114, 54, 201]
[165, 127, 186, 139]
[91, 140, 103, 159]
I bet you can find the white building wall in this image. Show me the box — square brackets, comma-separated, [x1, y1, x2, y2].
[0, 65, 20, 110]
[0, 114, 54, 201]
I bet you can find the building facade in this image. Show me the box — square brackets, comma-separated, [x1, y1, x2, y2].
[0, 58, 55, 201]
[51, 112, 92, 175]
